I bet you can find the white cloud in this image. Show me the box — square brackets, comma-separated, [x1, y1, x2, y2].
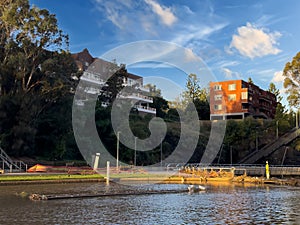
[272, 71, 284, 83]
[184, 48, 198, 62]
[94, 0, 131, 30]
[144, 0, 177, 26]
[172, 23, 227, 46]
[215, 60, 240, 68]
[229, 23, 282, 59]
[221, 68, 241, 79]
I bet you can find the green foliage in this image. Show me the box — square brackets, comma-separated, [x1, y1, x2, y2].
[181, 73, 210, 120]
[283, 52, 300, 108]
[0, 0, 79, 159]
[248, 77, 254, 84]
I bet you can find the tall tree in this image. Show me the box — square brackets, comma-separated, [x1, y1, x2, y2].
[0, 0, 77, 158]
[268, 82, 286, 120]
[182, 73, 207, 103]
[182, 73, 209, 120]
[283, 52, 300, 108]
[0, 0, 68, 94]
[248, 77, 254, 84]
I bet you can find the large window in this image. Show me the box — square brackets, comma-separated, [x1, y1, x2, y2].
[228, 94, 236, 101]
[214, 95, 222, 101]
[228, 83, 236, 90]
[214, 85, 222, 91]
[241, 92, 248, 100]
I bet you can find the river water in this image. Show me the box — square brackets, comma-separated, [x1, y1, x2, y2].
[0, 182, 299, 224]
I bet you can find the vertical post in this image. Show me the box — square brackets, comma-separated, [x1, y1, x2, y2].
[93, 153, 100, 171]
[9, 164, 12, 173]
[116, 131, 120, 170]
[106, 161, 110, 185]
[160, 139, 163, 168]
[296, 110, 299, 129]
[230, 146, 232, 165]
[265, 161, 270, 179]
[276, 120, 279, 139]
[255, 130, 258, 151]
[134, 137, 137, 167]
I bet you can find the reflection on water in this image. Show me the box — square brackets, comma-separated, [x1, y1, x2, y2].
[0, 182, 299, 224]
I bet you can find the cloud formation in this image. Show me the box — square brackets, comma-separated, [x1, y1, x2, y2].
[221, 67, 241, 79]
[144, 0, 177, 26]
[272, 71, 284, 83]
[229, 23, 282, 59]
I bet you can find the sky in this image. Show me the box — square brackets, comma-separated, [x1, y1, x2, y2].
[29, 0, 300, 104]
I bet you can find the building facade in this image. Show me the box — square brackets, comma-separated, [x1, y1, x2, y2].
[72, 49, 156, 115]
[210, 80, 277, 120]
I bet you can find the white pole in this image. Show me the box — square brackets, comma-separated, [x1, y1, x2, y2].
[116, 131, 120, 170]
[93, 153, 100, 171]
[106, 161, 110, 185]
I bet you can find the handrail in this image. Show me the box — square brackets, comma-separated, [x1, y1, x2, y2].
[239, 127, 300, 164]
[0, 146, 26, 172]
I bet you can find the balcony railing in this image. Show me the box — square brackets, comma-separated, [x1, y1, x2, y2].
[120, 93, 153, 103]
[135, 105, 156, 114]
[81, 72, 105, 85]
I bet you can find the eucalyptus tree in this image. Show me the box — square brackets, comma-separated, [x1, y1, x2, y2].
[283, 52, 300, 108]
[0, 0, 77, 158]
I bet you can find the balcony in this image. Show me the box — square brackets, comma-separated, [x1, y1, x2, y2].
[85, 87, 100, 95]
[135, 105, 156, 114]
[81, 72, 105, 85]
[119, 93, 153, 103]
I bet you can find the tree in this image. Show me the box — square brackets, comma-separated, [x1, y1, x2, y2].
[283, 52, 300, 108]
[144, 83, 162, 97]
[268, 82, 286, 120]
[0, 0, 77, 158]
[248, 77, 254, 84]
[182, 74, 207, 103]
[0, 0, 68, 94]
[182, 73, 209, 120]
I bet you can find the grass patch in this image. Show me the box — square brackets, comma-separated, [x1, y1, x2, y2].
[0, 174, 104, 182]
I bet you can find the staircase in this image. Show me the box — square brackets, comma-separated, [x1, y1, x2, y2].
[239, 127, 300, 164]
[0, 147, 25, 172]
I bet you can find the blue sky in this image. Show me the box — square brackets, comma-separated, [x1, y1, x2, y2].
[30, 0, 300, 104]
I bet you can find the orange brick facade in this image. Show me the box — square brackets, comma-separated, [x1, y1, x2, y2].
[210, 80, 277, 120]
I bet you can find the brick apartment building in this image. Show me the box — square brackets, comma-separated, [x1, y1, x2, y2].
[210, 80, 277, 120]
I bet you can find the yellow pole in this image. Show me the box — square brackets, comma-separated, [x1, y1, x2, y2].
[265, 161, 270, 179]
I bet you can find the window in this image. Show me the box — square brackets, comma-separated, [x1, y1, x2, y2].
[228, 83, 236, 90]
[214, 85, 222, 91]
[214, 104, 222, 110]
[242, 104, 248, 109]
[241, 92, 248, 100]
[214, 95, 222, 101]
[228, 94, 236, 101]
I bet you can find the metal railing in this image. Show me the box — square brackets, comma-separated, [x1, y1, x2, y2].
[0, 147, 27, 172]
[239, 127, 300, 164]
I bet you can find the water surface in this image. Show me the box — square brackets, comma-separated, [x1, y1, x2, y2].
[0, 182, 299, 224]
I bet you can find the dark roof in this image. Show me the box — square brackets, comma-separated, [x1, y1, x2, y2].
[127, 72, 142, 80]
